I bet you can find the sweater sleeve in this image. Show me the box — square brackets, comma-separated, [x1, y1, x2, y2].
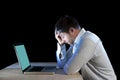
[63, 38, 97, 74]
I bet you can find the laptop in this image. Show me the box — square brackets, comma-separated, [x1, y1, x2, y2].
[13, 43, 56, 75]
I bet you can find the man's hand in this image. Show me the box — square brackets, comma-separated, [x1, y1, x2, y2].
[57, 43, 66, 60]
[55, 30, 64, 45]
[56, 43, 62, 59]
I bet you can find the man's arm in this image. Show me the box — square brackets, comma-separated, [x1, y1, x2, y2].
[63, 38, 98, 74]
[56, 43, 68, 68]
[56, 43, 74, 69]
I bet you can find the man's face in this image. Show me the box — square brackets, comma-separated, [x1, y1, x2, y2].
[59, 32, 74, 45]
[55, 29, 75, 45]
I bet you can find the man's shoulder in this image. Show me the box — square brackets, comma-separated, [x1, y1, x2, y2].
[85, 31, 100, 43]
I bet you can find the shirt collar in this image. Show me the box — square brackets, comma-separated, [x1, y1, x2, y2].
[74, 28, 86, 44]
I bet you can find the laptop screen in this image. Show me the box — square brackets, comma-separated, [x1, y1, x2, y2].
[14, 44, 30, 70]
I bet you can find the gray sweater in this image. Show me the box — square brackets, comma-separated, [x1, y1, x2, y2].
[56, 28, 117, 80]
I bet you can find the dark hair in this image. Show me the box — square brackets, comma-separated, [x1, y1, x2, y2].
[55, 15, 81, 33]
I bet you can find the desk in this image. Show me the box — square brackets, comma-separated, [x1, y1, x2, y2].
[0, 62, 83, 80]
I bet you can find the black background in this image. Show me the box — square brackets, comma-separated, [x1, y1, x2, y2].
[1, 1, 119, 79]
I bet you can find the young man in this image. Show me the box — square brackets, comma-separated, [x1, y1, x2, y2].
[54, 15, 117, 80]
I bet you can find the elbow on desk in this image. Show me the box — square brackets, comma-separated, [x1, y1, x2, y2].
[63, 66, 78, 75]
[64, 69, 78, 75]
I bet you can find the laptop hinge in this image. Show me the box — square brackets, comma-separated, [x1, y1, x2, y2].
[23, 65, 31, 72]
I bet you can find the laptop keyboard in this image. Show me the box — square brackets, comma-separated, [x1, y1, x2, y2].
[29, 66, 44, 71]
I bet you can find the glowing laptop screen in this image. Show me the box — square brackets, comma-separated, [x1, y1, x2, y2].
[14, 44, 30, 70]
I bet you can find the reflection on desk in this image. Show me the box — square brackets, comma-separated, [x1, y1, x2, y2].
[0, 62, 83, 80]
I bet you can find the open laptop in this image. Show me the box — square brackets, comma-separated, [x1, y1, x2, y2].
[13, 43, 56, 75]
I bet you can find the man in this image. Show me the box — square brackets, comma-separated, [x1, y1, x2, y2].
[54, 15, 117, 80]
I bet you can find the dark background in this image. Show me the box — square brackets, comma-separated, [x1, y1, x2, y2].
[1, 1, 119, 79]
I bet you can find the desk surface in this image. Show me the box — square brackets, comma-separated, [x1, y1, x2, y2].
[0, 62, 83, 80]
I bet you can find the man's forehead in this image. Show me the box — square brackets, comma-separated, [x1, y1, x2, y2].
[55, 30, 62, 34]
[55, 30, 60, 34]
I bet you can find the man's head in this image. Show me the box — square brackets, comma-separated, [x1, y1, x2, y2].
[55, 15, 81, 45]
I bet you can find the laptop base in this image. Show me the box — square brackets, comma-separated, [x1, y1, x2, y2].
[24, 72, 55, 75]
[24, 66, 56, 75]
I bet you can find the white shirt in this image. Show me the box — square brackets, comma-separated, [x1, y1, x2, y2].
[56, 28, 117, 80]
